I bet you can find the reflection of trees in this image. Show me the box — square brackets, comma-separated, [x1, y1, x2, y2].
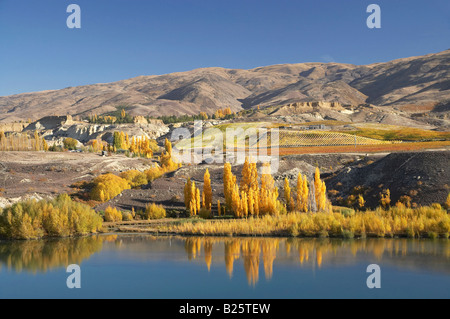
[185, 238, 202, 261]
[183, 237, 450, 286]
[204, 239, 213, 272]
[241, 240, 261, 286]
[0, 236, 104, 274]
[261, 240, 279, 280]
[224, 240, 240, 278]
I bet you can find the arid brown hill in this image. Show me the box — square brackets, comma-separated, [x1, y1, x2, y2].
[0, 50, 449, 122]
[327, 151, 450, 208]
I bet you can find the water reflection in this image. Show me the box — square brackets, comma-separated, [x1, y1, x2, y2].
[183, 237, 450, 286]
[0, 236, 104, 274]
[0, 235, 449, 288]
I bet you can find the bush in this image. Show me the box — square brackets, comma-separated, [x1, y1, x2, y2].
[63, 138, 78, 150]
[119, 170, 148, 188]
[431, 203, 442, 210]
[145, 166, 165, 182]
[199, 208, 212, 219]
[122, 212, 133, 221]
[104, 206, 123, 222]
[145, 203, 166, 220]
[90, 173, 131, 202]
[342, 230, 355, 239]
[0, 194, 103, 240]
[49, 145, 63, 152]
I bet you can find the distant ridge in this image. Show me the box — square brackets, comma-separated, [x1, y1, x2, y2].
[0, 49, 449, 123]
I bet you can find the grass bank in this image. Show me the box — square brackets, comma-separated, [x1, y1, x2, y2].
[157, 205, 450, 239]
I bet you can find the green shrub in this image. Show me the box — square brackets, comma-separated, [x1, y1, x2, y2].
[199, 208, 212, 219]
[342, 230, 355, 239]
[63, 138, 78, 150]
[428, 231, 438, 239]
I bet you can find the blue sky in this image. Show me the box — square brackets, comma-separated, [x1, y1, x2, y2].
[0, 0, 449, 96]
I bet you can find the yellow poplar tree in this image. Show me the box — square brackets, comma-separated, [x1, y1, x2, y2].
[203, 169, 212, 211]
[231, 184, 242, 218]
[224, 163, 234, 211]
[240, 158, 250, 192]
[195, 187, 201, 214]
[42, 138, 48, 151]
[314, 168, 328, 212]
[34, 131, 40, 151]
[302, 175, 309, 213]
[284, 178, 293, 212]
[189, 181, 199, 216]
[314, 167, 321, 209]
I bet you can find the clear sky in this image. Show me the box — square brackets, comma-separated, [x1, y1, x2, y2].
[0, 0, 449, 96]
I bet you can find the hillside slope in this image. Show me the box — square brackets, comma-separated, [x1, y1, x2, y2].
[0, 50, 449, 122]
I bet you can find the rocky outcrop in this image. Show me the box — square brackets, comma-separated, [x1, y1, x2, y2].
[134, 116, 148, 124]
[0, 122, 29, 133]
[49, 122, 169, 144]
[270, 101, 346, 117]
[24, 116, 76, 131]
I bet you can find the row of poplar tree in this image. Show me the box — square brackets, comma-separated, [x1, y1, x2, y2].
[184, 158, 331, 218]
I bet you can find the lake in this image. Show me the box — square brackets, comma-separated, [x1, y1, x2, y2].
[0, 235, 449, 299]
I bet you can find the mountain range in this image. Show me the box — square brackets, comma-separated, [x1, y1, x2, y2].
[0, 49, 449, 123]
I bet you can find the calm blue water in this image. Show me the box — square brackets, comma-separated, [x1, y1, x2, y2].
[0, 235, 448, 299]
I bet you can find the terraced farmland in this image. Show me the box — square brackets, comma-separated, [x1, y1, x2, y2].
[277, 130, 399, 147]
[174, 126, 399, 152]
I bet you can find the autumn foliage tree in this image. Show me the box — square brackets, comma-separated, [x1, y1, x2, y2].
[91, 173, 131, 202]
[203, 169, 212, 211]
[224, 160, 282, 218]
[314, 168, 330, 212]
[284, 178, 295, 212]
[380, 189, 392, 208]
[104, 206, 123, 222]
[185, 158, 334, 218]
[223, 162, 235, 212]
[213, 107, 234, 119]
[160, 138, 180, 171]
[296, 173, 309, 213]
[119, 170, 148, 188]
[184, 178, 201, 216]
